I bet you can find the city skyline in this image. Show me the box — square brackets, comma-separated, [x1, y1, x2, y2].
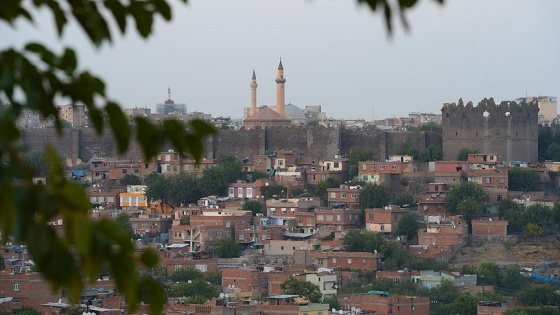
[3, 0, 559, 120]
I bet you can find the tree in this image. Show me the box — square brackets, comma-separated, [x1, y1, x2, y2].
[476, 260, 502, 287]
[505, 307, 560, 315]
[169, 278, 218, 300]
[280, 277, 322, 303]
[445, 181, 488, 215]
[395, 213, 418, 241]
[170, 266, 204, 283]
[260, 184, 287, 200]
[516, 285, 560, 307]
[198, 154, 243, 197]
[358, 184, 390, 209]
[456, 148, 480, 161]
[392, 192, 414, 207]
[508, 167, 540, 192]
[524, 204, 554, 231]
[179, 215, 190, 225]
[547, 143, 560, 162]
[523, 222, 544, 241]
[307, 119, 320, 126]
[498, 198, 520, 218]
[242, 199, 263, 216]
[418, 145, 443, 162]
[290, 187, 306, 198]
[396, 142, 421, 160]
[120, 174, 142, 186]
[348, 147, 378, 164]
[116, 212, 134, 238]
[502, 265, 529, 292]
[215, 237, 242, 258]
[145, 173, 169, 204]
[343, 230, 383, 253]
[167, 173, 201, 206]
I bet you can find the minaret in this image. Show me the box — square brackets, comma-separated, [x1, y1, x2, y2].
[250, 69, 258, 116]
[167, 86, 172, 101]
[275, 59, 286, 116]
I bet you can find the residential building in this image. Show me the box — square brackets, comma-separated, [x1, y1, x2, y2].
[326, 185, 362, 208]
[417, 183, 448, 218]
[365, 205, 409, 235]
[471, 219, 508, 236]
[314, 208, 361, 233]
[119, 185, 148, 208]
[337, 293, 430, 315]
[306, 156, 350, 186]
[228, 180, 257, 199]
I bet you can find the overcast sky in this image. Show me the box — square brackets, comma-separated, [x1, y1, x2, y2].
[3, 0, 560, 120]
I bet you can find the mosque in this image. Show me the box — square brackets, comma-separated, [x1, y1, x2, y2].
[243, 60, 309, 129]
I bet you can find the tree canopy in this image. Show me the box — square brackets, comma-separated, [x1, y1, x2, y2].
[242, 199, 263, 216]
[358, 183, 390, 210]
[395, 213, 418, 241]
[445, 181, 488, 218]
[508, 167, 541, 192]
[456, 148, 480, 161]
[215, 237, 242, 258]
[280, 277, 322, 303]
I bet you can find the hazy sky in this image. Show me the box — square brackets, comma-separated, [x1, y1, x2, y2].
[3, 0, 560, 120]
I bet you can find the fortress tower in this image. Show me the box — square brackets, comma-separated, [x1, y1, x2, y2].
[250, 70, 258, 116]
[441, 98, 539, 163]
[275, 59, 286, 117]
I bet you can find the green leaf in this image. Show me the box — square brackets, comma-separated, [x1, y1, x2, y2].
[104, 0, 128, 34]
[152, 0, 172, 20]
[105, 102, 131, 154]
[140, 248, 160, 268]
[59, 48, 77, 74]
[45, 0, 68, 36]
[135, 117, 163, 161]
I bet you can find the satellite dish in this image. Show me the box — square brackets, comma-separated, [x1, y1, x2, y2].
[332, 308, 336, 313]
[339, 310, 344, 314]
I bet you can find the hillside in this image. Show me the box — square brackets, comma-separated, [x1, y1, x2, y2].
[451, 238, 560, 269]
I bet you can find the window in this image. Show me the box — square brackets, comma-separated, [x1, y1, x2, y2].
[362, 164, 366, 170]
[499, 177, 505, 184]
[258, 160, 263, 166]
[380, 164, 385, 170]
[175, 265, 182, 271]
[370, 164, 375, 170]
[122, 169, 127, 174]
[380, 224, 385, 231]
[497, 194, 503, 202]
[334, 162, 339, 168]
[332, 258, 337, 263]
[142, 223, 148, 229]
[341, 192, 346, 198]
[336, 214, 341, 221]
[239, 234, 245, 240]
[317, 215, 324, 221]
[228, 187, 235, 197]
[485, 177, 491, 184]
[246, 188, 253, 198]
[327, 215, 333, 221]
[391, 164, 397, 170]
[351, 192, 357, 198]
[134, 169, 139, 174]
[12, 282, 19, 292]
[330, 192, 336, 199]
[369, 213, 374, 220]
[347, 258, 352, 264]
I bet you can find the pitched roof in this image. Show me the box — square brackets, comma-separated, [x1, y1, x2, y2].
[245, 106, 290, 121]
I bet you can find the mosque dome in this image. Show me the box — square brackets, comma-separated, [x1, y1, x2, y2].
[283, 103, 307, 120]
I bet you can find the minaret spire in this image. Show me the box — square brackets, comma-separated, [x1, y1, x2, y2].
[275, 58, 286, 117]
[250, 69, 258, 116]
[167, 86, 171, 101]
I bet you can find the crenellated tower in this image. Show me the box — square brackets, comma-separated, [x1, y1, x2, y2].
[441, 98, 539, 162]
